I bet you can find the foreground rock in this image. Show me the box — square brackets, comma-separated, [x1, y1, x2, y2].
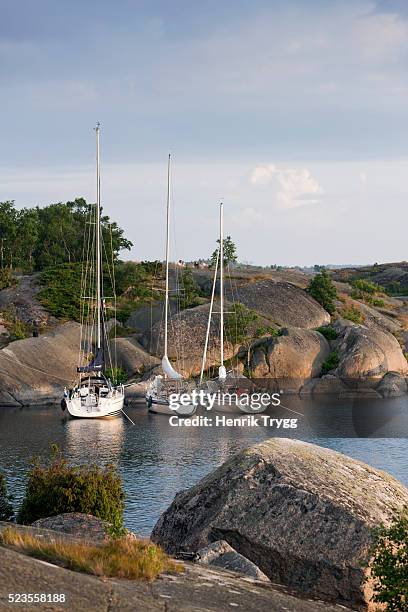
[225, 279, 330, 329]
[152, 438, 408, 610]
[32, 513, 110, 542]
[249, 328, 330, 390]
[0, 544, 348, 611]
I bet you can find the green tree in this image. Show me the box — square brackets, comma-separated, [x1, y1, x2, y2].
[0, 201, 17, 269]
[210, 236, 237, 268]
[368, 507, 408, 611]
[307, 270, 337, 315]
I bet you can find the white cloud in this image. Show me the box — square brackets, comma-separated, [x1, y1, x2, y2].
[250, 164, 323, 208]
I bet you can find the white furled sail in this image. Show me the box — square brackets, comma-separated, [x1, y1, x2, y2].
[218, 365, 227, 380]
[162, 355, 183, 380]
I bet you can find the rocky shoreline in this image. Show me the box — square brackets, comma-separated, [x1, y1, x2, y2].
[1, 438, 407, 610]
[1, 269, 408, 405]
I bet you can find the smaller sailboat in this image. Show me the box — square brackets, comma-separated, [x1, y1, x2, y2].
[146, 155, 196, 416]
[62, 124, 125, 419]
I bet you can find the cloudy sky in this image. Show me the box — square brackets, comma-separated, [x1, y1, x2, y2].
[1, 0, 408, 266]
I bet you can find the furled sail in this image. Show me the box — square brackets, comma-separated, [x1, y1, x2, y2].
[77, 347, 104, 373]
[162, 355, 183, 380]
[218, 365, 227, 380]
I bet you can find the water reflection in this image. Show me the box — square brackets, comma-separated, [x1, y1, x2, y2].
[65, 417, 125, 466]
[0, 397, 408, 535]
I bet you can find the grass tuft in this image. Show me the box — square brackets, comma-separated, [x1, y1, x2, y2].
[0, 527, 182, 581]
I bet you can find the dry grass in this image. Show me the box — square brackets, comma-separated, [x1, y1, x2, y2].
[0, 527, 183, 581]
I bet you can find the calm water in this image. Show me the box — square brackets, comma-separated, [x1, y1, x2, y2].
[1, 396, 408, 536]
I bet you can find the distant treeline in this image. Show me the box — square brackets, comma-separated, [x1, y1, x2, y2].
[0, 198, 132, 271]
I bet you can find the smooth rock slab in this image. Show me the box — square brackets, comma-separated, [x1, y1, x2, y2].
[198, 540, 270, 582]
[152, 438, 408, 610]
[0, 545, 349, 611]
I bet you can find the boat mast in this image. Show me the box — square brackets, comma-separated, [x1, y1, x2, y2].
[219, 202, 224, 369]
[95, 122, 102, 351]
[164, 154, 171, 359]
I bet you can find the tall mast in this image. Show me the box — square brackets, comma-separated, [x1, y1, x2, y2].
[95, 122, 102, 350]
[219, 202, 224, 368]
[164, 154, 171, 358]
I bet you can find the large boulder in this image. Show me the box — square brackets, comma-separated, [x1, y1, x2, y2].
[0, 322, 80, 405]
[152, 438, 408, 610]
[225, 280, 330, 329]
[112, 336, 159, 377]
[334, 321, 408, 380]
[141, 303, 235, 377]
[249, 328, 330, 389]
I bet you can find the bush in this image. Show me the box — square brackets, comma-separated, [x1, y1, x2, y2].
[2, 307, 32, 341]
[350, 279, 386, 307]
[105, 367, 128, 385]
[18, 447, 125, 535]
[225, 303, 259, 345]
[351, 278, 385, 296]
[255, 326, 281, 338]
[368, 507, 408, 611]
[0, 473, 13, 521]
[321, 351, 339, 375]
[341, 303, 364, 324]
[316, 325, 338, 341]
[307, 270, 337, 315]
[0, 269, 15, 290]
[178, 269, 202, 309]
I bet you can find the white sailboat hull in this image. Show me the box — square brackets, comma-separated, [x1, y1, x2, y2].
[67, 392, 124, 419]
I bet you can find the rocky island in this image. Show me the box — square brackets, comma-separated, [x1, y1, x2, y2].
[1, 261, 408, 405]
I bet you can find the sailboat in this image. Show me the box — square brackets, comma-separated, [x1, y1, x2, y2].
[62, 124, 125, 419]
[145, 155, 196, 416]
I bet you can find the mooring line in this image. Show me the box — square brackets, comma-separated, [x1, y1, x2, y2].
[121, 409, 135, 426]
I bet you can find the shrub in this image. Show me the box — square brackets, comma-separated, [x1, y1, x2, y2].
[0, 527, 182, 581]
[178, 268, 202, 309]
[368, 507, 408, 611]
[18, 448, 125, 535]
[0, 473, 13, 521]
[2, 306, 32, 341]
[0, 269, 15, 290]
[351, 278, 385, 296]
[316, 325, 338, 341]
[341, 303, 364, 324]
[105, 367, 128, 385]
[225, 303, 259, 345]
[321, 351, 339, 375]
[350, 279, 386, 307]
[307, 270, 337, 315]
[255, 326, 281, 338]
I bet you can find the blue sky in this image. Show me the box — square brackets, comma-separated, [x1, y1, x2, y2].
[1, 0, 408, 265]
